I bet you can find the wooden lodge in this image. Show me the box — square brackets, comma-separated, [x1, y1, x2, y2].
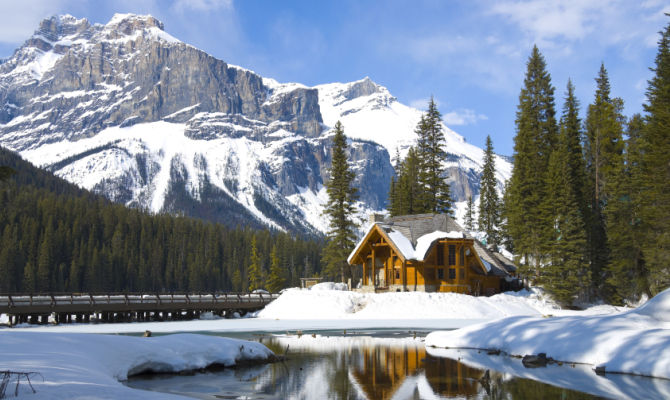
[348, 214, 519, 295]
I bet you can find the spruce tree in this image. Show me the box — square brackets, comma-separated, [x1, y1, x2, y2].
[506, 45, 558, 278]
[464, 195, 476, 231]
[266, 244, 287, 293]
[416, 98, 453, 214]
[23, 261, 36, 293]
[542, 85, 591, 304]
[561, 80, 588, 213]
[605, 115, 648, 303]
[478, 135, 500, 248]
[640, 17, 670, 295]
[585, 63, 626, 297]
[395, 147, 422, 215]
[247, 235, 264, 291]
[0, 166, 15, 182]
[321, 121, 359, 282]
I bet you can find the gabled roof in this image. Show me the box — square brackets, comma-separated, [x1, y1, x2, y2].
[348, 213, 517, 277]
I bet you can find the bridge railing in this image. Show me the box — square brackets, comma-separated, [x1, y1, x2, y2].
[0, 292, 280, 314]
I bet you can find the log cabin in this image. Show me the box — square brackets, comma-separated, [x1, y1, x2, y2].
[348, 213, 519, 295]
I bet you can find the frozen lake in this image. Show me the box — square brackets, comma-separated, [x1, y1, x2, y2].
[124, 330, 669, 399]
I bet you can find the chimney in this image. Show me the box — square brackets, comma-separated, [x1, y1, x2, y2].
[368, 213, 385, 224]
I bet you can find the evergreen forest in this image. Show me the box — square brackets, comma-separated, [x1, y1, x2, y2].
[0, 147, 324, 294]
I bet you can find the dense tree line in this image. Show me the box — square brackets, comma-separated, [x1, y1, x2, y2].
[0, 148, 324, 294]
[503, 17, 670, 305]
[389, 98, 453, 216]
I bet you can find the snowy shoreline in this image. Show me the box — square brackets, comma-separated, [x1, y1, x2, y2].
[425, 288, 670, 380]
[1, 286, 627, 334]
[0, 332, 274, 399]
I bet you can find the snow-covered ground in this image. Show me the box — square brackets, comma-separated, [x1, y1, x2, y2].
[0, 331, 273, 399]
[425, 288, 670, 380]
[2, 287, 627, 334]
[255, 286, 625, 320]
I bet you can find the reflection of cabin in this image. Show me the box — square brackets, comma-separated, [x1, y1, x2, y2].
[348, 213, 519, 295]
[351, 345, 424, 400]
[349, 343, 484, 400]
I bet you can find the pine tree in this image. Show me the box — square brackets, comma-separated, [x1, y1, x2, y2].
[542, 85, 591, 304]
[23, 261, 36, 293]
[478, 135, 501, 248]
[605, 115, 648, 303]
[585, 63, 626, 297]
[322, 121, 359, 282]
[506, 46, 558, 278]
[266, 244, 287, 293]
[561, 80, 588, 214]
[394, 147, 422, 215]
[640, 17, 670, 295]
[247, 235, 263, 291]
[464, 195, 476, 231]
[0, 166, 15, 182]
[416, 98, 453, 214]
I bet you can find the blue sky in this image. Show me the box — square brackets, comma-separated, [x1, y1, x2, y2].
[0, 0, 667, 156]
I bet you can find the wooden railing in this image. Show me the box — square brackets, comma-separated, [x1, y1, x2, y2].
[0, 292, 279, 322]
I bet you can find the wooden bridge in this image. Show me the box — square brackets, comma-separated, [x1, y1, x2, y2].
[0, 292, 279, 326]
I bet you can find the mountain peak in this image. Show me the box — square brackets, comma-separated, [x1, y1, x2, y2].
[33, 14, 91, 44]
[107, 13, 164, 32]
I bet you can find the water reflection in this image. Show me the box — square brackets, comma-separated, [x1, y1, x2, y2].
[125, 334, 668, 399]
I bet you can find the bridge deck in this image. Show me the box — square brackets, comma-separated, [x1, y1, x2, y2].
[0, 293, 279, 316]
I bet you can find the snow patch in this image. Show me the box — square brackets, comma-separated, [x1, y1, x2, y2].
[425, 288, 670, 379]
[0, 331, 273, 399]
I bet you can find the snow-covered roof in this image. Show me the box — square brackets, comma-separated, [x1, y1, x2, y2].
[347, 213, 516, 277]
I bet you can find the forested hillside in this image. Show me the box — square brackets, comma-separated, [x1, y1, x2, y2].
[0, 147, 323, 294]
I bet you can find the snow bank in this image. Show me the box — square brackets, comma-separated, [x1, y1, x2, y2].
[256, 287, 625, 320]
[310, 282, 348, 291]
[425, 288, 670, 379]
[426, 347, 670, 399]
[0, 332, 274, 399]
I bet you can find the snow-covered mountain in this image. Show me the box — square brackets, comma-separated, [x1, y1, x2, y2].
[0, 14, 511, 235]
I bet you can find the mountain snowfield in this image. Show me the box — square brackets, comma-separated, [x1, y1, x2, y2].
[0, 13, 512, 234]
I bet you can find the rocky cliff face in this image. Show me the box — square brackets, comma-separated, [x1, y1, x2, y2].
[0, 14, 508, 235]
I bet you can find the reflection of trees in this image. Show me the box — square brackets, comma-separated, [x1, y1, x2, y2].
[256, 338, 360, 398]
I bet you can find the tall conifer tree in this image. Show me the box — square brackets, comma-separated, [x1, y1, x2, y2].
[478, 135, 500, 248]
[640, 17, 670, 295]
[416, 98, 453, 214]
[390, 147, 422, 216]
[585, 64, 626, 297]
[247, 235, 263, 291]
[606, 115, 648, 303]
[322, 121, 359, 282]
[543, 82, 590, 304]
[266, 244, 287, 292]
[507, 46, 558, 278]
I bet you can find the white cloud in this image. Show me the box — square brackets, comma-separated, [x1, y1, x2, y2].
[0, 0, 70, 44]
[489, 0, 666, 49]
[443, 109, 488, 126]
[171, 0, 233, 13]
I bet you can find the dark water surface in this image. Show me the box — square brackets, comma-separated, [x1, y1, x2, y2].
[125, 330, 668, 399]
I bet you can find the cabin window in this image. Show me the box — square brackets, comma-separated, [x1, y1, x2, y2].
[438, 268, 444, 279]
[395, 269, 400, 280]
[460, 246, 465, 266]
[448, 268, 456, 279]
[459, 268, 465, 279]
[437, 243, 444, 265]
[448, 245, 456, 265]
[392, 256, 398, 267]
